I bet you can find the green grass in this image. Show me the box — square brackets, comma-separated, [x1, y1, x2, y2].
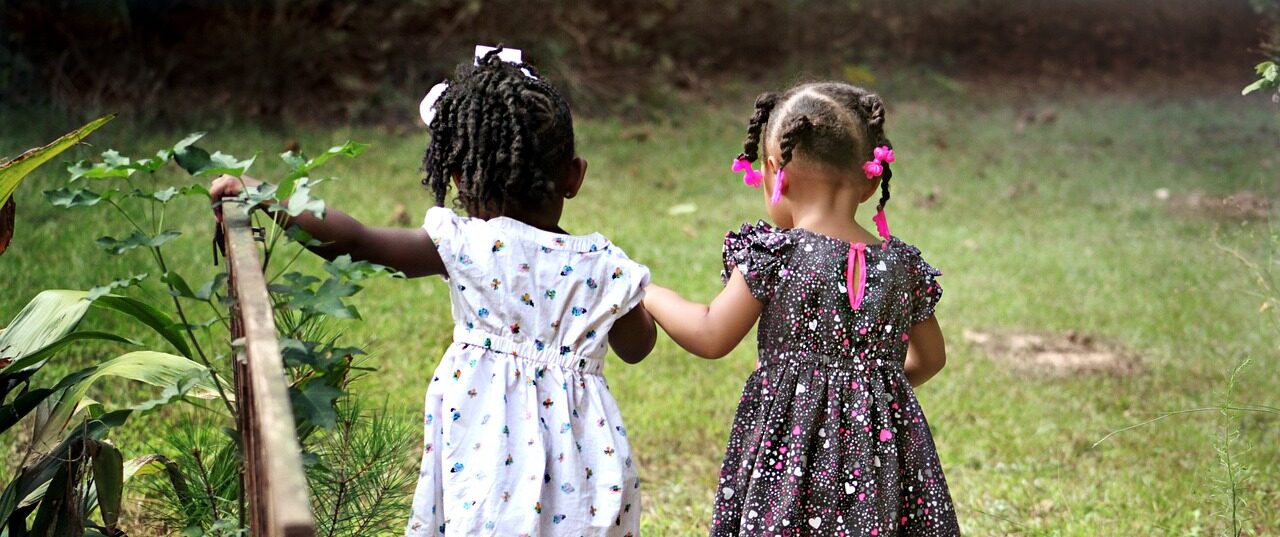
[2, 83, 1278, 535]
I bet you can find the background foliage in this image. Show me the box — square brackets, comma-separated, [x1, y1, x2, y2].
[0, 0, 1265, 122]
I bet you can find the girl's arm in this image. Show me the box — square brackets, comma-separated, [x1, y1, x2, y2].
[904, 316, 946, 386]
[608, 305, 656, 364]
[643, 269, 762, 359]
[210, 174, 446, 278]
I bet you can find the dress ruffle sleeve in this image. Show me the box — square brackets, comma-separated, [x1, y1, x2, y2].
[899, 240, 944, 325]
[721, 221, 794, 303]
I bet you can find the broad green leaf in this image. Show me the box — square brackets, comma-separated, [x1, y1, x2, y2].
[92, 441, 125, 528]
[277, 140, 367, 199]
[95, 230, 181, 254]
[194, 273, 229, 301]
[152, 186, 180, 202]
[174, 132, 257, 177]
[0, 114, 114, 205]
[0, 330, 136, 378]
[43, 187, 104, 208]
[172, 132, 209, 175]
[131, 368, 212, 414]
[280, 177, 326, 219]
[101, 149, 129, 167]
[92, 294, 194, 358]
[162, 271, 196, 299]
[192, 150, 258, 177]
[174, 132, 206, 152]
[87, 273, 148, 301]
[281, 277, 361, 319]
[123, 184, 208, 203]
[324, 254, 398, 281]
[174, 145, 212, 176]
[289, 381, 345, 430]
[67, 158, 136, 181]
[34, 351, 209, 450]
[284, 224, 323, 247]
[0, 290, 94, 372]
[128, 149, 174, 173]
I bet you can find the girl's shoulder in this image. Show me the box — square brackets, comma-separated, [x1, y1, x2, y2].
[881, 236, 941, 279]
[720, 221, 796, 300]
[722, 220, 794, 258]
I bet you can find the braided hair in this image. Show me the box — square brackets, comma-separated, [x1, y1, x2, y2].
[422, 47, 576, 215]
[738, 82, 894, 211]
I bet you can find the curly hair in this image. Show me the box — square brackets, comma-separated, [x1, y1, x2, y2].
[738, 82, 894, 211]
[421, 47, 575, 215]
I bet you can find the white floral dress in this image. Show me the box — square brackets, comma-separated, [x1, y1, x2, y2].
[406, 207, 648, 537]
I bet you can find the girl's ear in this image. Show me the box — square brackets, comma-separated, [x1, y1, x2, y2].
[563, 157, 587, 198]
[764, 156, 779, 174]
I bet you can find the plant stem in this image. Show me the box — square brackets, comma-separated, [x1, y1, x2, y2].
[153, 246, 236, 416]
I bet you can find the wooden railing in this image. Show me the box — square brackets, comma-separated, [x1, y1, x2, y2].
[222, 201, 317, 537]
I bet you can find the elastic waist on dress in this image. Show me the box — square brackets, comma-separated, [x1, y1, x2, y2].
[452, 327, 604, 375]
[762, 350, 904, 372]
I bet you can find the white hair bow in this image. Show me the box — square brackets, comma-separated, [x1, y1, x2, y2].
[419, 45, 537, 126]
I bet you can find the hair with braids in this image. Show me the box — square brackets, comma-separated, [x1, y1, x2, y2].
[422, 47, 576, 215]
[738, 82, 894, 211]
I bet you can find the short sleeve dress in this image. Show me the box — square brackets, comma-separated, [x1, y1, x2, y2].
[711, 222, 959, 537]
[406, 207, 648, 537]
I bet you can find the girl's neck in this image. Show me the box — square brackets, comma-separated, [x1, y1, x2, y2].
[787, 181, 881, 246]
[477, 201, 569, 235]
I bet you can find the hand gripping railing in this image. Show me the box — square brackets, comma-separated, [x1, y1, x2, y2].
[221, 200, 316, 537]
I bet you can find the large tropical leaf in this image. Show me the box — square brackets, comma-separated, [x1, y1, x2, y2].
[0, 291, 95, 374]
[91, 294, 194, 359]
[33, 351, 214, 452]
[0, 115, 115, 257]
[0, 290, 196, 378]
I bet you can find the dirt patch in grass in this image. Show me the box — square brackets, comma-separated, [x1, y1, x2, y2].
[963, 328, 1141, 377]
[1156, 189, 1273, 221]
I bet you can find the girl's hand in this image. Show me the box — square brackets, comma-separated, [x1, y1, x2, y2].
[643, 273, 762, 359]
[209, 174, 265, 223]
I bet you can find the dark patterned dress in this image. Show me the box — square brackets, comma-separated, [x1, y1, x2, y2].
[711, 222, 959, 537]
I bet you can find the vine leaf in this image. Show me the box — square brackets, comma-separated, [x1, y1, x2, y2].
[290, 382, 345, 430]
[95, 230, 182, 255]
[44, 187, 104, 208]
[88, 273, 149, 301]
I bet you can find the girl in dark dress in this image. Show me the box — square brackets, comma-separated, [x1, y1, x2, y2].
[644, 82, 961, 536]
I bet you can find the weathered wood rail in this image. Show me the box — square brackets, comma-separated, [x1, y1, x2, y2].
[222, 201, 317, 537]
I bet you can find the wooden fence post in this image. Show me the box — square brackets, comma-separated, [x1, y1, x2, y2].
[222, 201, 317, 537]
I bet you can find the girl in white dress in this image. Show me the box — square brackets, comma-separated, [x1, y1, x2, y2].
[210, 47, 655, 536]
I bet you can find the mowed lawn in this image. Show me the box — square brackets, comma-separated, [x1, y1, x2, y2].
[2, 81, 1278, 535]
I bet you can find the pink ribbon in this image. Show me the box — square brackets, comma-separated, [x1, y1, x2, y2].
[862, 145, 895, 179]
[873, 209, 891, 243]
[732, 157, 763, 188]
[847, 242, 868, 310]
[770, 169, 786, 205]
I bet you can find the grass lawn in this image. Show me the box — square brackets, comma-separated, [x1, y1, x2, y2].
[2, 79, 1278, 535]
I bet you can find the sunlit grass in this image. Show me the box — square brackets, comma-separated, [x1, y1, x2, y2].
[2, 85, 1277, 535]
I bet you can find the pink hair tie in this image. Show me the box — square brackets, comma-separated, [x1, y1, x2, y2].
[770, 169, 787, 205]
[873, 146, 895, 163]
[873, 209, 891, 245]
[731, 157, 763, 188]
[863, 145, 895, 179]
